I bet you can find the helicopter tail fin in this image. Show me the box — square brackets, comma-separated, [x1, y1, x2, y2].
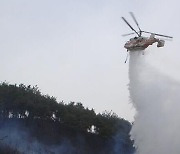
[157, 40, 165, 47]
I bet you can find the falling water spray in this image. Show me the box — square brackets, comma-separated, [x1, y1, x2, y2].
[129, 51, 180, 154]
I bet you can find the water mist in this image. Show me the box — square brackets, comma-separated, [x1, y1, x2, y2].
[129, 51, 180, 154]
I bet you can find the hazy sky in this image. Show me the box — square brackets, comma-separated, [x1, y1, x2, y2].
[0, 0, 179, 121]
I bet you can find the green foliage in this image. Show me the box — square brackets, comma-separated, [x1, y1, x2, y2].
[0, 82, 131, 138]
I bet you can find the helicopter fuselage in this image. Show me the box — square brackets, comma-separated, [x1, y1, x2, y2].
[124, 36, 165, 51]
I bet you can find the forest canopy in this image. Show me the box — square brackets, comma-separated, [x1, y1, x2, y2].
[0, 82, 131, 137]
[0, 82, 134, 154]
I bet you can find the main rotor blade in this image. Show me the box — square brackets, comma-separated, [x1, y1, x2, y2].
[121, 17, 139, 36]
[142, 31, 173, 38]
[129, 12, 141, 32]
[122, 32, 135, 37]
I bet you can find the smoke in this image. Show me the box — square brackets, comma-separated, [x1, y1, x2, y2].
[129, 51, 180, 154]
[0, 120, 75, 154]
[0, 120, 117, 154]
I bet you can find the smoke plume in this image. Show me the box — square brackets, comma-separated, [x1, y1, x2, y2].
[129, 51, 180, 154]
[0, 120, 75, 154]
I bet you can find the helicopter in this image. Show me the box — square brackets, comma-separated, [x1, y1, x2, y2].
[122, 12, 173, 52]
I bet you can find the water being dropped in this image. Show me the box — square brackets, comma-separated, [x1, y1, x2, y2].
[129, 51, 180, 154]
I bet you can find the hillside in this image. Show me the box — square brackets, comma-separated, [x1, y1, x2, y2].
[0, 82, 134, 154]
